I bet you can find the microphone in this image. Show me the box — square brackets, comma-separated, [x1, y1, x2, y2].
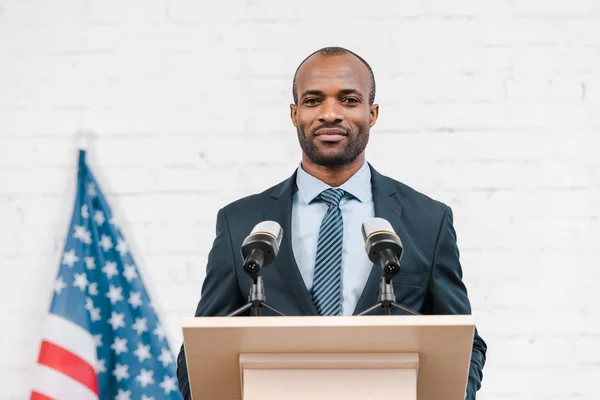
[241, 221, 283, 277]
[361, 217, 403, 280]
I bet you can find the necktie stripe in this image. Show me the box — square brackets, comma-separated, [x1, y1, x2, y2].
[311, 188, 345, 316]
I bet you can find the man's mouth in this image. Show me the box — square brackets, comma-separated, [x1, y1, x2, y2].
[314, 127, 347, 142]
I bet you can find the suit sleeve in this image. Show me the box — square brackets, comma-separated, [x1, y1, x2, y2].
[177, 208, 246, 399]
[427, 207, 487, 400]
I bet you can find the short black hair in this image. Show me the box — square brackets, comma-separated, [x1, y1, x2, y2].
[292, 47, 376, 105]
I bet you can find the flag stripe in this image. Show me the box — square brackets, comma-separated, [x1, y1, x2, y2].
[37, 340, 98, 394]
[32, 364, 99, 400]
[42, 313, 97, 368]
[30, 391, 54, 400]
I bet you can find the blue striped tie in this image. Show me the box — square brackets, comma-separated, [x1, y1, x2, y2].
[312, 188, 345, 316]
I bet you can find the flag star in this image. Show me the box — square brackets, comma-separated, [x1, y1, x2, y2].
[112, 363, 129, 381]
[111, 337, 128, 355]
[62, 250, 79, 268]
[132, 317, 148, 335]
[159, 376, 177, 394]
[73, 225, 92, 244]
[73, 273, 88, 291]
[116, 238, 129, 257]
[93, 210, 105, 226]
[133, 343, 152, 363]
[84, 256, 96, 270]
[158, 348, 174, 367]
[153, 324, 166, 341]
[106, 285, 124, 305]
[81, 204, 89, 218]
[84, 297, 94, 311]
[141, 396, 155, 400]
[93, 334, 103, 347]
[115, 389, 131, 400]
[123, 264, 138, 283]
[108, 311, 126, 330]
[96, 358, 106, 373]
[90, 307, 101, 322]
[88, 282, 98, 296]
[99, 235, 113, 252]
[128, 291, 143, 308]
[136, 369, 155, 388]
[54, 277, 67, 294]
[87, 183, 97, 197]
[102, 261, 119, 279]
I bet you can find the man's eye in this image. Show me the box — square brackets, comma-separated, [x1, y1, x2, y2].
[304, 98, 320, 105]
[342, 98, 359, 104]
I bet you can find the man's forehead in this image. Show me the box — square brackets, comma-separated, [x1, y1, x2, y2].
[296, 54, 370, 91]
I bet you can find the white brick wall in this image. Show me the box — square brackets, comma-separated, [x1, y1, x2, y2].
[1, 0, 599, 398]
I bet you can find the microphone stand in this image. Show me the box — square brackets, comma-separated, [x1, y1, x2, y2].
[358, 275, 420, 317]
[227, 268, 286, 317]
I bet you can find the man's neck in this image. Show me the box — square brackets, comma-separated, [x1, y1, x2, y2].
[301, 154, 365, 188]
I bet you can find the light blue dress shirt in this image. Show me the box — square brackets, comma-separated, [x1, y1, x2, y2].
[291, 161, 375, 316]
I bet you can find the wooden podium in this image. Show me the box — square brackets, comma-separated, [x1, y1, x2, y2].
[182, 315, 474, 400]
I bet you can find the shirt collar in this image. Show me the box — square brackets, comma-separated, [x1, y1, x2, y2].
[295, 160, 371, 204]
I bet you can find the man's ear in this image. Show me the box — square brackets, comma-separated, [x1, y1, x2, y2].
[290, 104, 298, 126]
[369, 104, 379, 128]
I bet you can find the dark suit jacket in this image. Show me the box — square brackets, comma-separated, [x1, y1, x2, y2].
[177, 164, 486, 399]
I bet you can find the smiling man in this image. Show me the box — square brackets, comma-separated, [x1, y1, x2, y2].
[177, 47, 486, 399]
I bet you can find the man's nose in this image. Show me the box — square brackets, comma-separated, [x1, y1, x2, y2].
[318, 98, 343, 123]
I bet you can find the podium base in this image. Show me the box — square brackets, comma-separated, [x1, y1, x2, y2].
[240, 353, 418, 400]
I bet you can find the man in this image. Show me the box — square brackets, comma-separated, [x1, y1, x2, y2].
[177, 47, 486, 399]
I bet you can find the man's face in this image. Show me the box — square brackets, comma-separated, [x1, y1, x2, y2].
[291, 54, 379, 167]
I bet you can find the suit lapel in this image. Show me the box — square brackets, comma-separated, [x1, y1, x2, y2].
[353, 164, 404, 315]
[263, 172, 318, 316]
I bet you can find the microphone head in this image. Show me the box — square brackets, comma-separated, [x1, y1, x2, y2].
[241, 220, 283, 267]
[361, 217, 403, 264]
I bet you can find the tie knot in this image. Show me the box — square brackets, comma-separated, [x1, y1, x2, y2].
[319, 188, 345, 208]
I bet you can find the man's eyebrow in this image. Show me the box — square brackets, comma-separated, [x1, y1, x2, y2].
[338, 89, 363, 97]
[301, 90, 324, 98]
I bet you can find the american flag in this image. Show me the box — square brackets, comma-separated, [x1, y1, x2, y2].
[31, 150, 183, 400]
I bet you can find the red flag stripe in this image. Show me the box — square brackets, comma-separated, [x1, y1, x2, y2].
[30, 391, 54, 400]
[37, 340, 98, 394]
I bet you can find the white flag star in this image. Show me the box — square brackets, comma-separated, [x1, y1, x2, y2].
[87, 183, 97, 197]
[102, 261, 119, 279]
[128, 291, 143, 308]
[111, 337, 128, 355]
[95, 358, 106, 373]
[81, 204, 89, 218]
[141, 396, 155, 400]
[84, 297, 94, 311]
[99, 235, 113, 252]
[93, 334, 103, 347]
[136, 369, 155, 388]
[116, 238, 129, 256]
[89, 307, 101, 322]
[132, 317, 148, 335]
[54, 277, 67, 294]
[72, 273, 88, 291]
[133, 343, 152, 363]
[159, 375, 177, 394]
[153, 323, 166, 341]
[115, 389, 131, 400]
[93, 210, 105, 226]
[88, 282, 98, 296]
[106, 285, 124, 305]
[112, 363, 129, 381]
[84, 256, 96, 270]
[73, 225, 91, 244]
[108, 311, 125, 330]
[62, 250, 79, 268]
[158, 348, 174, 367]
[123, 263, 138, 282]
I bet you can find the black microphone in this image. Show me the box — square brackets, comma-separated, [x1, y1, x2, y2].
[241, 221, 283, 277]
[361, 217, 403, 280]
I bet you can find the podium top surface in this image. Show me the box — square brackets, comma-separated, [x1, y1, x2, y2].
[182, 315, 475, 400]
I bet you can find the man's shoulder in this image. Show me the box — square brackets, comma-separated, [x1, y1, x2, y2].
[220, 176, 291, 216]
